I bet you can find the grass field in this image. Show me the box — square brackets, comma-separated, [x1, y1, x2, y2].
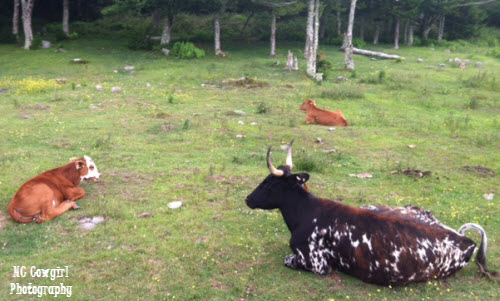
[0, 38, 498, 300]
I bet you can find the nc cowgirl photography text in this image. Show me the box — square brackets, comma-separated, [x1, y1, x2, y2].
[10, 266, 72, 297]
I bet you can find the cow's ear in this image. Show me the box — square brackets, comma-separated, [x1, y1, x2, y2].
[293, 173, 309, 184]
[75, 160, 85, 170]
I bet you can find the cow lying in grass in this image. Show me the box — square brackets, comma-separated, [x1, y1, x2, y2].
[245, 141, 496, 285]
[9, 156, 100, 223]
[299, 99, 348, 126]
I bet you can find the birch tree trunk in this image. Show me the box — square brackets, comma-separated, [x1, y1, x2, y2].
[160, 16, 173, 45]
[359, 19, 364, 40]
[394, 18, 400, 49]
[437, 15, 445, 42]
[403, 20, 408, 45]
[407, 22, 414, 46]
[373, 23, 380, 44]
[344, 0, 357, 71]
[270, 9, 276, 56]
[304, 0, 314, 59]
[214, 13, 223, 56]
[306, 0, 320, 78]
[21, 0, 34, 50]
[63, 0, 69, 36]
[13, 0, 20, 36]
[336, 10, 341, 36]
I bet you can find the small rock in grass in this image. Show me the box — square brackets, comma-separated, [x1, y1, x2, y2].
[445, 49, 452, 53]
[56, 78, 67, 84]
[78, 217, 92, 224]
[89, 105, 100, 110]
[236, 134, 243, 139]
[162, 48, 170, 56]
[201, 83, 206, 87]
[251, 122, 258, 126]
[80, 222, 96, 230]
[323, 149, 337, 153]
[316, 137, 324, 144]
[124, 66, 135, 71]
[91, 216, 105, 224]
[426, 66, 436, 70]
[233, 110, 245, 115]
[407, 144, 416, 149]
[328, 127, 336, 131]
[336, 76, 347, 82]
[95, 85, 103, 91]
[417, 58, 424, 63]
[111, 87, 121, 93]
[475, 62, 483, 68]
[167, 201, 182, 209]
[146, 82, 151, 87]
[483, 193, 494, 200]
[238, 120, 245, 125]
[137, 212, 152, 218]
[438, 63, 446, 68]
[75, 84, 82, 88]
[42, 40, 51, 49]
[370, 57, 377, 61]
[459, 61, 467, 69]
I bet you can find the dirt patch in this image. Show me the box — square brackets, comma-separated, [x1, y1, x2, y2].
[220, 77, 270, 89]
[23, 103, 51, 110]
[211, 279, 230, 291]
[327, 272, 344, 291]
[0, 88, 9, 94]
[0, 211, 8, 232]
[463, 165, 495, 177]
[392, 168, 431, 178]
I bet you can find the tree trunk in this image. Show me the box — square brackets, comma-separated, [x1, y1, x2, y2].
[359, 19, 364, 40]
[407, 22, 414, 46]
[437, 15, 445, 42]
[13, 0, 20, 36]
[214, 13, 223, 56]
[161, 16, 173, 45]
[336, 10, 341, 36]
[423, 26, 431, 40]
[340, 46, 404, 59]
[394, 18, 400, 49]
[403, 20, 408, 45]
[344, 0, 357, 71]
[63, 0, 69, 36]
[306, 0, 320, 78]
[20, 0, 34, 50]
[270, 9, 276, 56]
[320, 12, 327, 39]
[305, 0, 314, 59]
[286, 50, 293, 71]
[373, 22, 380, 44]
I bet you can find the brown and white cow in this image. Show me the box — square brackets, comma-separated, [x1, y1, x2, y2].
[8, 156, 100, 223]
[299, 99, 348, 127]
[245, 141, 497, 285]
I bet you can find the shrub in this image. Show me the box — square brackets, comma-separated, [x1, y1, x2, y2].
[170, 42, 205, 59]
[127, 25, 155, 51]
[256, 102, 270, 114]
[30, 37, 43, 50]
[0, 28, 17, 44]
[352, 38, 367, 48]
[316, 52, 333, 80]
[323, 36, 344, 46]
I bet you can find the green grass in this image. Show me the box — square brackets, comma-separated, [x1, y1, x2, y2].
[0, 38, 499, 300]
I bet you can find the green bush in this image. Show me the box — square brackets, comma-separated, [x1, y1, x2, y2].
[0, 28, 17, 44]
[324, 36, 344, 46]
[127, 25, 155, 51]
[30, 37, 43, 50]
[170, 42, 205, 59]
[352, 38, 367, 48]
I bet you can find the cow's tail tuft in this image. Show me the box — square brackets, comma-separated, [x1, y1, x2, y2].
[459, 223, 498, 280]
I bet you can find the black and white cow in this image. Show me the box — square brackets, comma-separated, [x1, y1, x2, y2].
[245, 140, 496, 285]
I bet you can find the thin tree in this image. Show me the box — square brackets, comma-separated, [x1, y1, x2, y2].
[63, 0, 70, 36]
[305, 0, 320, 78]
[20, 0, 35, 49]
[13, 0, 20, 37]
[344, 0, 357, 70]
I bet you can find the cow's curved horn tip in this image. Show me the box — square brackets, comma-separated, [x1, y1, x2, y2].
[289, 139, 295, 146]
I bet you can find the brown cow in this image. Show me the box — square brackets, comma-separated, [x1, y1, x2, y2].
[8, 156, 100, 223]
[299, 99, 348, 126]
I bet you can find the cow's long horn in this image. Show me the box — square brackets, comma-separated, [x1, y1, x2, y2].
[286, 139, 294, 169]
[267, 147, 284, 177]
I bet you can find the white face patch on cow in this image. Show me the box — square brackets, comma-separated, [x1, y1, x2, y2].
[82, 155, 100, 180]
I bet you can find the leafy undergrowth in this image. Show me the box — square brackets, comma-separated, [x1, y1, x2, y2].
[0, 40, 498, 300]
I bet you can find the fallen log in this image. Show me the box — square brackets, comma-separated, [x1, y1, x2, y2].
[340, 46, 404, 60]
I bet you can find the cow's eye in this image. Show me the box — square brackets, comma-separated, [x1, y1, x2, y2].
[89, 165, 94, 171]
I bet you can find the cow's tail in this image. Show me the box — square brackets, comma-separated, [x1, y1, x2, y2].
[459, 223, 498, 280]
[8, 204, 34, 223]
